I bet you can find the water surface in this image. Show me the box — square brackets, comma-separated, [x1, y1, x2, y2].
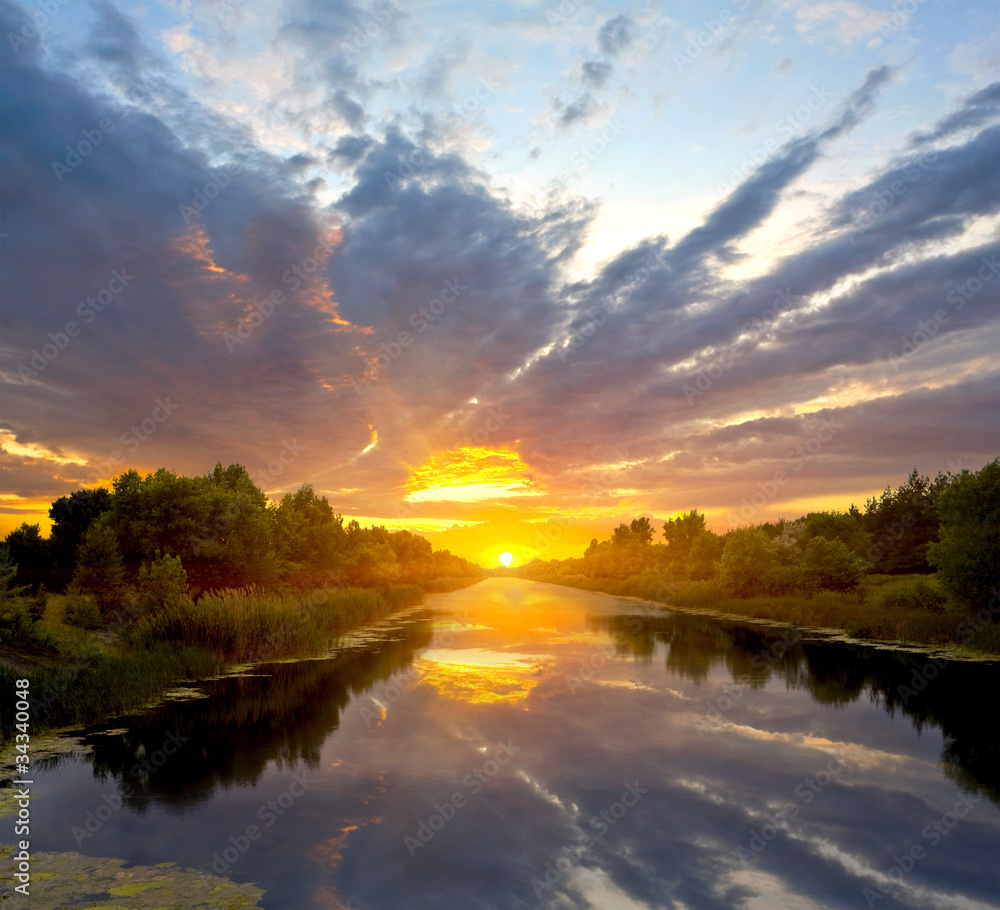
[5, 578, 999, 909]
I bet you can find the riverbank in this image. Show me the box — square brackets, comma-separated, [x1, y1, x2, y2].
[522, 572, 1000, 657]
[0, 577, 481, 739]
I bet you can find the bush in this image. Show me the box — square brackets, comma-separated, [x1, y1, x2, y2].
[928, 458, 999, 608]
[137, 553, 193, 613]
[64, 589, 104, 630]
[71, 521, 127, 611]
[801, 537, 864, 593]
[879, 579, 947, 613]
[719, 529, 778, 597]
[28, 585, 47, 623]
[0, 600, 34, 643]
[762, 564, 803, 595]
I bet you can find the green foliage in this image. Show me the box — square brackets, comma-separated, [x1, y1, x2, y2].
[0, 646, 222, 735]
[612, 517, 655, 547]
[63, 589, 104, 630]
[928, 458, 1000, 608]
[2, 522, 49, 585]
[800, 511, 869, 557]
[761, 564, 803, 595]
[879, 579, 947, 613]
[662, 510, 706, 558]
[719, 529, 779, 597]
[0, 598, 35, 643]
[275, 484, 346, 569]
[29, 585, 47, 623]
[126, 584, 424, 661]
[0, 546, 19, 594]
[687, 531, 724, 580]
[862, 468, 951, 573]
[48, 487, 112, 564]
[137, 553, 193, 611]
[0, 546, 48, 644]
[109, 468, 214, 563]
[71, 519, 128, 611]
[196, 463, 278, 583]
[800, 537, 864, 592]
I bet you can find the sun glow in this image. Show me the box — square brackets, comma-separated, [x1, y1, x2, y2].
[405, 447, 541, 503]
[499, 551, 513, 566]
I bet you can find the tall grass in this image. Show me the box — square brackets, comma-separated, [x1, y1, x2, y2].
[126, 584, 426, 661]
[0, 583, 431, 740]
[0, 646, 221, 740]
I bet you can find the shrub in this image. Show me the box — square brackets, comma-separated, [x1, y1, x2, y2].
[801, 537, 864, 593]
[28, 585, 47, 623]
[719, 529, 778, 597]
[71, 521, 127, 611]
[762, 564, 802, 596]
[64, 588, 104, 630]
[137, 553, 193, 613]
[879, 579, 947, 613]
[0, 600, 33, 643]
[928, 458, 999, 608]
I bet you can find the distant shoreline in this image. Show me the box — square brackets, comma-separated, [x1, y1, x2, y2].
[517, 573, 1000, 660]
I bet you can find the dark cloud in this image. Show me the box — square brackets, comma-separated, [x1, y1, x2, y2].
[597, 14, 636, 58]
[580, 59, 612, 89]
[1, 0, 997, 534]
[555, 93, 596, 128]
[86, 0, 145, 72]
[910, 80, 1000, 145]
[0, 0, 372, 494]
[329, 133, 373, 164]
[331, 88, 366, 128]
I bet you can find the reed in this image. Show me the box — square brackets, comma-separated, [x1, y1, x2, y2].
[0, 583, 432, 740]
[125, 584, 426, 661]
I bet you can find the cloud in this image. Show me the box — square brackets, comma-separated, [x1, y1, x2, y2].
[1, 0, 998, 552]
[580, 59, 612, 89]
[910, 80, 1000, 145]
[788, 0, 891, 48]
[555, 92, 596, 128]
[597, 14, 637, 57]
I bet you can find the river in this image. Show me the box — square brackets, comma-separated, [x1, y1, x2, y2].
[4, 578, 999, 909]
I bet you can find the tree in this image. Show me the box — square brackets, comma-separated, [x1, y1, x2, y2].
[107, 468, 212, 563]
[612, 517, 654, 547]
[663, 510, 706, 559]
[0, 546, 37, 643]
[198, 463, 277, 583]
[800, 511, 869, 558]
[801, 537, 864, 593]
[71, 519, 127, 611]
[862, 469, 950, 573]
[718, 529, 778, 597]
[2, 523, 49, 587]
[928, 458, 999, 609]
[48, 488, 112, 565]
[275, 484, 346, 571]
[687, 531, 724, 580]
[137, 553, 193, 611]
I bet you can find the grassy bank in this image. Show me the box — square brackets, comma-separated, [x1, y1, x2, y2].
[525, 572, 1000, 656]
[0, 578, 479, 740]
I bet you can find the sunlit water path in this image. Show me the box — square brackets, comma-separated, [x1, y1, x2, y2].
[5, 578, 999, 909]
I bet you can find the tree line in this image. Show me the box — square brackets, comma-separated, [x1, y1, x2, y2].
[519, 459, 999, 609]
[1, 463, 482, 618]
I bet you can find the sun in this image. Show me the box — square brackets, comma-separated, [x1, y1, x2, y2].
[498, 551, 513, 567]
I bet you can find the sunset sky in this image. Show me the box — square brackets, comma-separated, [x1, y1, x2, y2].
[2, 0, 998, 566]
